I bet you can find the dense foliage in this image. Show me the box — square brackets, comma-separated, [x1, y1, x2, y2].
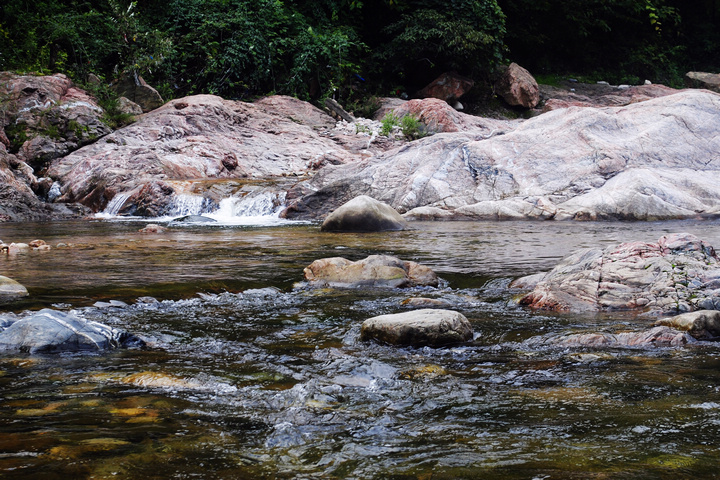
[0, 0, 718, 103]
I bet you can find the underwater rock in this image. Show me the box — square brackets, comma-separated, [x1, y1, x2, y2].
[361, 309, 473, 347]
[518, 233, 720, 314]
[526, 326, 693, 349]
[304, 254, 438, 288]
[401, 297, 452, 308]
[0, 275, 29, 300]
[138, 223, 167, 233]
[655, 310, 720, 340]
[0, 308, 144, 354]
[170, 215, 217, 223]
[321, 195, 408, 232]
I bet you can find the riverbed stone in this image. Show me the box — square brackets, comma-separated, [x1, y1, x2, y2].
[518, 233, 720, 314]
[321, 195, 408, 232]
[0, 276, 29, 300]
[303, 254, 438, 288]
[0, 308, 144, 354]
[654, 310, 720, 340]
[361, 309, 473, 347]
[525, 326, 693, 349]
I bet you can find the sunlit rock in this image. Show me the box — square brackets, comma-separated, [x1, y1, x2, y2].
[518, 233, 720, 314]
[321, 195, 408, 232]
[0, 308, 144, 354]
[304, 254, 438, 288]
[0, 275, 28, 300]
[361, 309, 473, 347]
[525, 326, 693, 349]
[655, 310, 720, 340]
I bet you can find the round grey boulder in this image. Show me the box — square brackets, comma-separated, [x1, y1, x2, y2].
[321, 195, 408, 232]
[0, 308, 144, 354]
[361, 309, 473, 347]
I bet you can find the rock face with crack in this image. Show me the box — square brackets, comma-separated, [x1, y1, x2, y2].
[517, 233, 720, 314]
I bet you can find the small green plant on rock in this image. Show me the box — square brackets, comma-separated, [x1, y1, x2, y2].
[400, 114, 426, 140]
[381, 111, 399, 136]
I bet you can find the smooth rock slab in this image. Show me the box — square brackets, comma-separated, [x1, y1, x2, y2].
[361, 309, 473, 347]
[0, 309, 143, 354]
[321, 195, 408, 232]
[304, 254, 438, 288]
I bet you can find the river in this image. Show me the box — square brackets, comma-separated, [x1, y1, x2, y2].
[1, 218, 720, 479]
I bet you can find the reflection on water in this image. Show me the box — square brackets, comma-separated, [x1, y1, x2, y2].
[1, 219, 720, 479]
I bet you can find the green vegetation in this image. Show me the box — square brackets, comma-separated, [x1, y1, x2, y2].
[0, 0, 718, 105]
[380, 111, 427, 139]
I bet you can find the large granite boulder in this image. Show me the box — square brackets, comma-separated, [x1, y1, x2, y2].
[685, 71, 720, 93]
[0, 309, 144, 354]
[361, 309, 473, 347]
[46, 94, 363, 213]
[0, 72, 111, 173]
[112, 72, 164, 112]
[517, 233, 720, 314]
[283, 90, 720, 222]
[417, 72, 475, 103]
[494, 63, 540, 108]
[321, 195, 408, 232]
[303, 254, 438, 288]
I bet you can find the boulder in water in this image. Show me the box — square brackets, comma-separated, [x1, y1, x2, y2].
[321, 195, 408, 232]
[518, 233, 720, 314]
[0, 275, 29, 301]
[361, 309, 473, 347]
[654, 310, 720, 340]
[304, 254, 438, 288]
[525, 326, 693, 349]
[0, 308, 144, 354]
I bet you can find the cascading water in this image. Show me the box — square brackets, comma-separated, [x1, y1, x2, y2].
[101, 192, 132, 216]
[166, 194, 216, 216]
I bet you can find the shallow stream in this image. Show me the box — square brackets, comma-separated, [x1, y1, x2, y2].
[2, 219, 720, 479]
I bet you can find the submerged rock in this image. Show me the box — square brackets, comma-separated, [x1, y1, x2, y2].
[303, 254, 438, 288]
[321, 195, 408, 232]
[525, 326, 693, 349]
[0, 308, 144, 354]
[361, 309, 473, 347]
[518, 233, 720, 314]
[170, 214, 217, 223]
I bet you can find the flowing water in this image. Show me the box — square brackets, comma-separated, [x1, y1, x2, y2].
[2, 218, 720, 479]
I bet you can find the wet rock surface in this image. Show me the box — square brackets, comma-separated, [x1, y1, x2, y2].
[361, 309, 473, 347]
[518, 233, 720, 314]
[321, 195, 408, 232]
[0, 308, 143, 354]
[303, 254, 438, 288]
[654, 310, 720, 340]
[0, 275, 28, 301]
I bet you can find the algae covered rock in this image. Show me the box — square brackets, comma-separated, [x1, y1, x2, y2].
[361, 309, 473, 347]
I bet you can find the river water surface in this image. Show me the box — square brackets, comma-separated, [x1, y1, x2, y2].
[2, 219, 720, 479]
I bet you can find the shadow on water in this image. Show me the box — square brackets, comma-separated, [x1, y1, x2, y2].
[1, 219, 720, 478]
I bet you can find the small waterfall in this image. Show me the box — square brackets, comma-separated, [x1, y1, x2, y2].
[166, 194, 216, 216]
[103, 192, 132, 216]
[208, 190, 288, 224]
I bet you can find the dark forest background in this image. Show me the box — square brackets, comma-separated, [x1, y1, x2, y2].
[2, 0, 719, 106]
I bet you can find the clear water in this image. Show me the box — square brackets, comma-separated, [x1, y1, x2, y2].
[2, 219, 720, 479]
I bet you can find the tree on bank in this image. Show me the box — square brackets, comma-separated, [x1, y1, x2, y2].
[0, 0, 717, 104]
